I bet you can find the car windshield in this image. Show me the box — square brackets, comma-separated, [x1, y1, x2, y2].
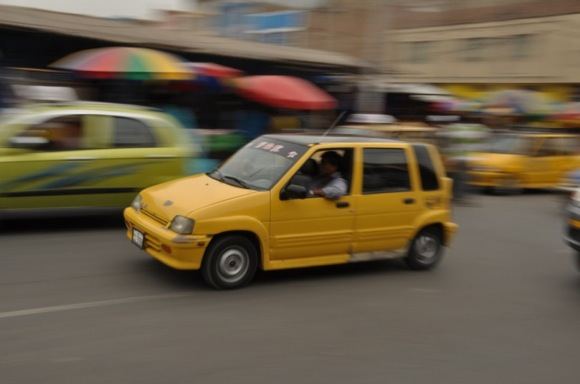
[209, 138, 307, 190]
[486, 135, 527, 154]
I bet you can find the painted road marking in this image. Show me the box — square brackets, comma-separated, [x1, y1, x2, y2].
[0, 292, 192, 320]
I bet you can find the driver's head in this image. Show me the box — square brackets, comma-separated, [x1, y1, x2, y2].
[320, 151, 342, 176]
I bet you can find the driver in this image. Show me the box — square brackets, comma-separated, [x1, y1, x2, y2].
[309, 151, 347, 200]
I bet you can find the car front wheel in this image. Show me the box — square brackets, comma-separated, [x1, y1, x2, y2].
[201, 235, 258, 289]
[405, 227, 443, 270]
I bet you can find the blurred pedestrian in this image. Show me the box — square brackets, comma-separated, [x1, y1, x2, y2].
[436, 113, 490, 204]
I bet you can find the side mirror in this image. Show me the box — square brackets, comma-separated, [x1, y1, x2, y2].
[9, 136, 50, 149]
[280, 184, 308, 200]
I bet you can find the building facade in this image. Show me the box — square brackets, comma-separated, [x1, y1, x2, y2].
[195, 0, 382, 62]
[386, 0, 580, 101]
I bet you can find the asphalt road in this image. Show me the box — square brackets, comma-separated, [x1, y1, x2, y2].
[1, 193, 579, 384]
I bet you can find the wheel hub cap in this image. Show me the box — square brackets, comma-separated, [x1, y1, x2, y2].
[416, 235, 438, 262]
[218, 248, 249, 283]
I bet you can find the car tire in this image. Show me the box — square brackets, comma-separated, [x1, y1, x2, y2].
[493, 176, 522, 195]
[201, 235, 258, 289]
[405, 227, 443, 271]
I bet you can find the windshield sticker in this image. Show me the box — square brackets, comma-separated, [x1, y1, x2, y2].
[252, 140, 305, 159]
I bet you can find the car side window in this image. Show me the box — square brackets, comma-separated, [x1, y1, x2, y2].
[363, 148, 411, 194]
[535, 139, 559, 157]
[413, 145, 440, 191]
[286, 149, 353, 199]
[548, 137, 576, 156]
[15, 115, 84, 151]
[113, 117, 157, 148]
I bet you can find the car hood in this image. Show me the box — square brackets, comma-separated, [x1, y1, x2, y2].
[140, 174, 256, 222]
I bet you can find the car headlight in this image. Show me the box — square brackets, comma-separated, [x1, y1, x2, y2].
[170, 215, 195, 235]
[131, 195, 143, 211]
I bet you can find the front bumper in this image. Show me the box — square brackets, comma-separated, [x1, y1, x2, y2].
[565, 234, 580, 251]
[554, 186, 576, 194]
[564, 205, 580, 251]
[124, 207, 210, 270]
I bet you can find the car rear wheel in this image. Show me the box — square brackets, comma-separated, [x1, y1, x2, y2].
[493, 176, 522, 195]
[201, 235, 258, 289]
[405, 227, 443, 270]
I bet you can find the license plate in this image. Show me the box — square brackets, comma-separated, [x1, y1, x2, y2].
[132, 228, 144, 249]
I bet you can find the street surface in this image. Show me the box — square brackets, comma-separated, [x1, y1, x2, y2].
[1, 193, 579, 384]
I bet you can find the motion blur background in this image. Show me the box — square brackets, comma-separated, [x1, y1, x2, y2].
[1, 2, 580, 384]
[1, 0, 579, 122]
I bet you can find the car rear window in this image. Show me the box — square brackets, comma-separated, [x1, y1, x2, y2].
[363, 148, 411, 194]
[413, 144, 440, 191]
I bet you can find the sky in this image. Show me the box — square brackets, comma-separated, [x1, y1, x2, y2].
[0, 0, 327, 19]
[0, 0, 197, 20]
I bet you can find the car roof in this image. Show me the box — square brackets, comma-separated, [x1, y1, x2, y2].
[339, 125, 437, 132]
[23, 101, 162, 117]
[262, 134, 401, 146]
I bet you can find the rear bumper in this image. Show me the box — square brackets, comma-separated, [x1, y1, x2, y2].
[124, 208, 210, 270]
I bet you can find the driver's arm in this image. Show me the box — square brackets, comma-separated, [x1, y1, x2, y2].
[318, 178, 348, 200]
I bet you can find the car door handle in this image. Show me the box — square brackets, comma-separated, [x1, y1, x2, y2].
[66, 156, 97, 161]
[336, 201, 350, 208]
[403, 198, 415, 205]
[145, 154, 177, 159]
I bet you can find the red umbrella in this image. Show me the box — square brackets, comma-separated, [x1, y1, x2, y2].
[233, 75, 337, 110]
[187, 62, 242, 78]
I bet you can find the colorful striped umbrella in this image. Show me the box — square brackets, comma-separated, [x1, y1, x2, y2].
[51, 47, 193, 80]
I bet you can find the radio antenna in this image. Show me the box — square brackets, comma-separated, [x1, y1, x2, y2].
[322, 110, 347, 137]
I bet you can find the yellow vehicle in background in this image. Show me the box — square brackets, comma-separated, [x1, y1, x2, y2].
[334, 123, 439, 145]
[469, 133, 580, 193]
[333, 114, 439, 146]
[124, 134, 457, 289]
[0, 102, 195, 211]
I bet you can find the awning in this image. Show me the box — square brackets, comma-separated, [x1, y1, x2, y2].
[0, 5, 364, 70]
[233, 75, 337, 110]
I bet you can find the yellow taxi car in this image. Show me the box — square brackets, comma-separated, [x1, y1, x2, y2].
[469, 133, 580, 193]
[124, 135, 457, 289]
[0, 102, 195, 211]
